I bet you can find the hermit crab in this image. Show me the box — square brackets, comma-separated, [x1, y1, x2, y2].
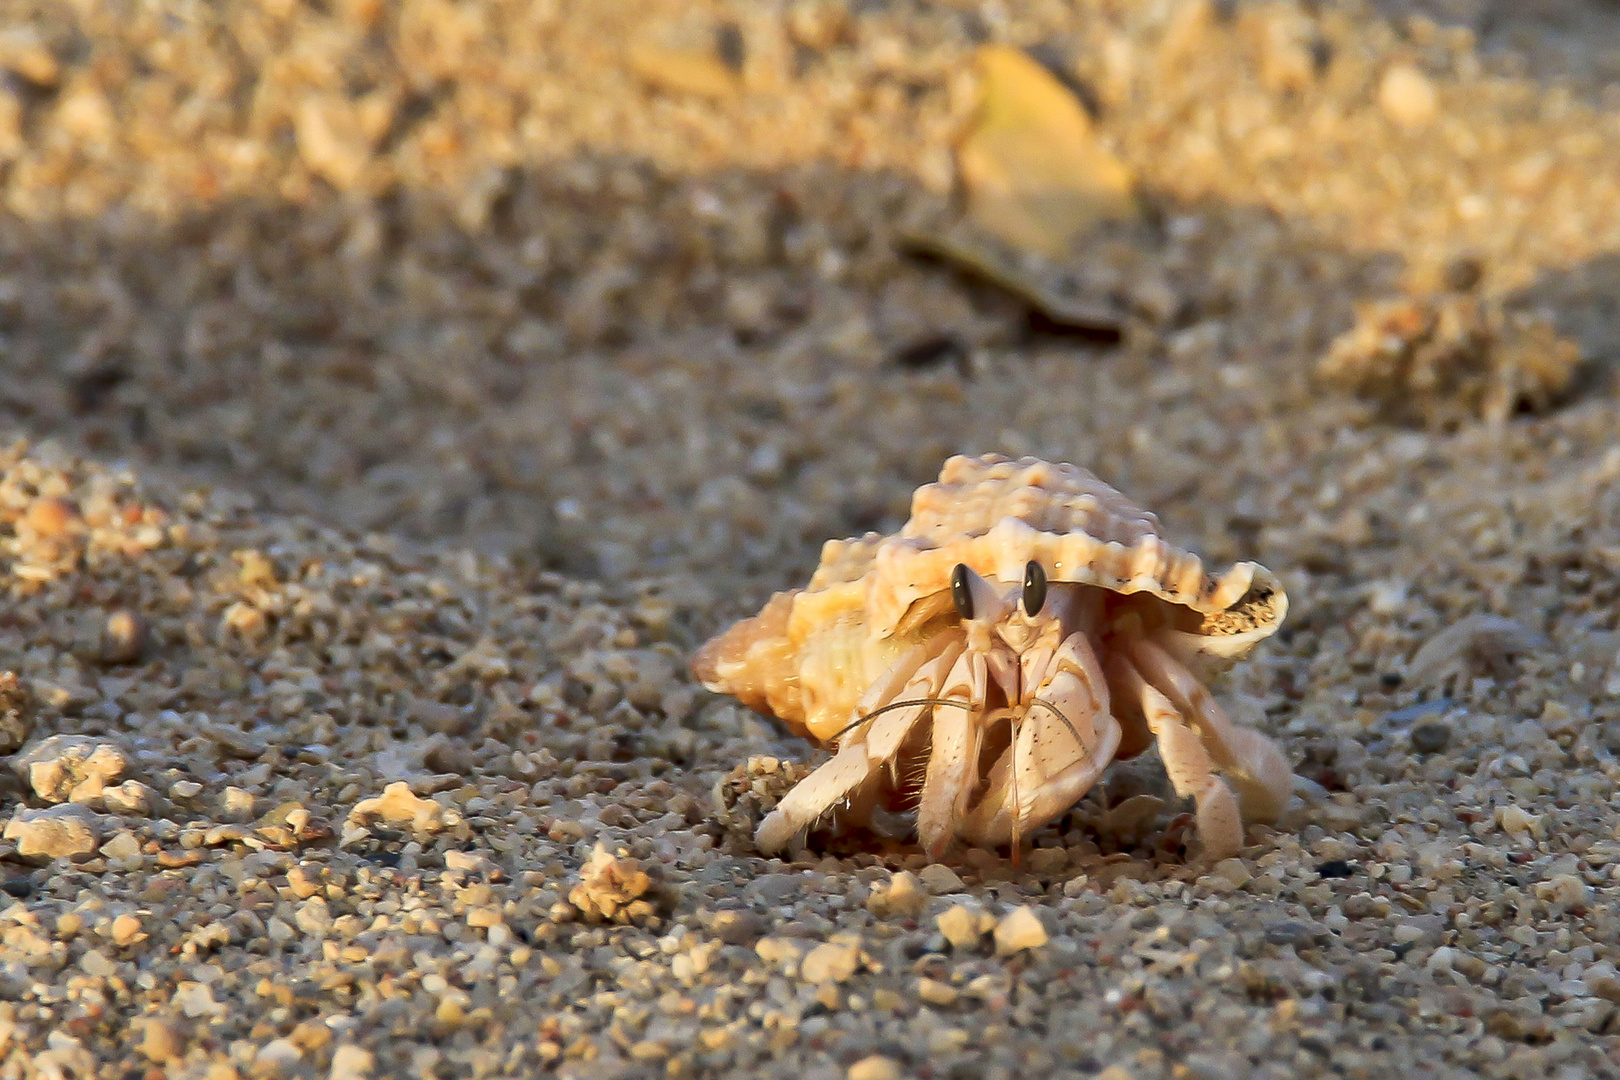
[693, 454, 1294, 861]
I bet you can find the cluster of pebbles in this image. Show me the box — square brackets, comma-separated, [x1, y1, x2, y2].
[0, 0, 1618, 1078]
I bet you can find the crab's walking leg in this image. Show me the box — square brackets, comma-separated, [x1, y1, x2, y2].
[1140, 679, 1245, 860]
[755, 640, 962, 854]
[915, 648, 986, 860]
[962, 631, 1119, 847]
[1127, 637, 1292, 822]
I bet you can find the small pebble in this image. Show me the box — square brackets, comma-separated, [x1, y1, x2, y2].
[15, 735, 129, 804]
[100, 831, 142, 861]
[1410, 721, 1451, 754]
[137, 1020, 186, 1064]
[465, 906, 502, 929]
[1385, 698, 1451, 724]
[221, 786, 257, 821]
[23, 497, 79, 539]
[917, 977, 958, 1006]
[936, 905, 982, 950]
[110, 913, 146, 947]
[711, 909, 762, 945]
[567, 844, 660, 925]
[0, 25, 59, 85]
[286, 866, 321, 899]
[1263, 920, 1315, 947]
[1379, 63, 1437, 129]
[101, 780, 156, 816]
[329, 1045, 375, 1080]
[917, 863, 964, 894]
[1391, 922, 1426, 944]
[799, 939, 861, 984]
[290, 1020, 331, 1052]
[1496, 804, 1539, 838]
[3, 803, 102, 859]
[993, 906, 1048, 955]
[99, 609, 148, 664]
[626, 30, 741, 101]
[847, 1056, 902, 1080]
[295, 898, 335, 937]
[254, 1038, 302, 1078]
[867, 869, 926, 917]
[1535, 873, 1589, 911]
[79, 948, 116, 977]
[175, 982, 223, 1019]
[348, 782, 452, 834]
[221, 599, 269, 640]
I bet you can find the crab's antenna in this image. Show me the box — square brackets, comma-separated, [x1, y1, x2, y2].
[827, 697, 970, 747]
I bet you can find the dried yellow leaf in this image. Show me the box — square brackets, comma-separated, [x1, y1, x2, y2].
[956, 45, 1136, 258]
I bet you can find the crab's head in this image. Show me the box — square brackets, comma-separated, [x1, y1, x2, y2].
[949, 560, 1063, 655]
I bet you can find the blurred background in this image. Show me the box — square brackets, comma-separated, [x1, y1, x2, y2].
[0, 0, 1617, 610]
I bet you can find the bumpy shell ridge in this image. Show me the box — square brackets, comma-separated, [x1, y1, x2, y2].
[862, 455, 1285, 651]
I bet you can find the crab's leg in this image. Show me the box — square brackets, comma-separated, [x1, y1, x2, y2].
[755, 639, 963, 854]
[1097, 622, 1154, 762]
[915, 647, 987, 860]
[1112, 659, 1245, 860]
[1126, 636, 1292, 823]
[961, 631, 1119, 846]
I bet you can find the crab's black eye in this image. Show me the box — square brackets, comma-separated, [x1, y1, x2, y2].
[950, 563, 974, 620]
[1022, 560, 1047, 615]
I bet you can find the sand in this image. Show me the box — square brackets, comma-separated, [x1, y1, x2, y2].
[0, 1, 1618, 1077]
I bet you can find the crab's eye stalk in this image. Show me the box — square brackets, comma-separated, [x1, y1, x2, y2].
[1022, 560, 1047, 615]
[950, 563, 974, 620]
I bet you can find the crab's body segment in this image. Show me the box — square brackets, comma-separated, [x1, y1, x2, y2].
[693, 454, 1292, 861]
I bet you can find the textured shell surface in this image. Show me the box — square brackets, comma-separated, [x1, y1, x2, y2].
[857, 454, 1281, 643]
[694, 454, 1286, 746]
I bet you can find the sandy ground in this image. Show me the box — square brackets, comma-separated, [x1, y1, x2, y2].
[1, 1, 1619, 1078]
